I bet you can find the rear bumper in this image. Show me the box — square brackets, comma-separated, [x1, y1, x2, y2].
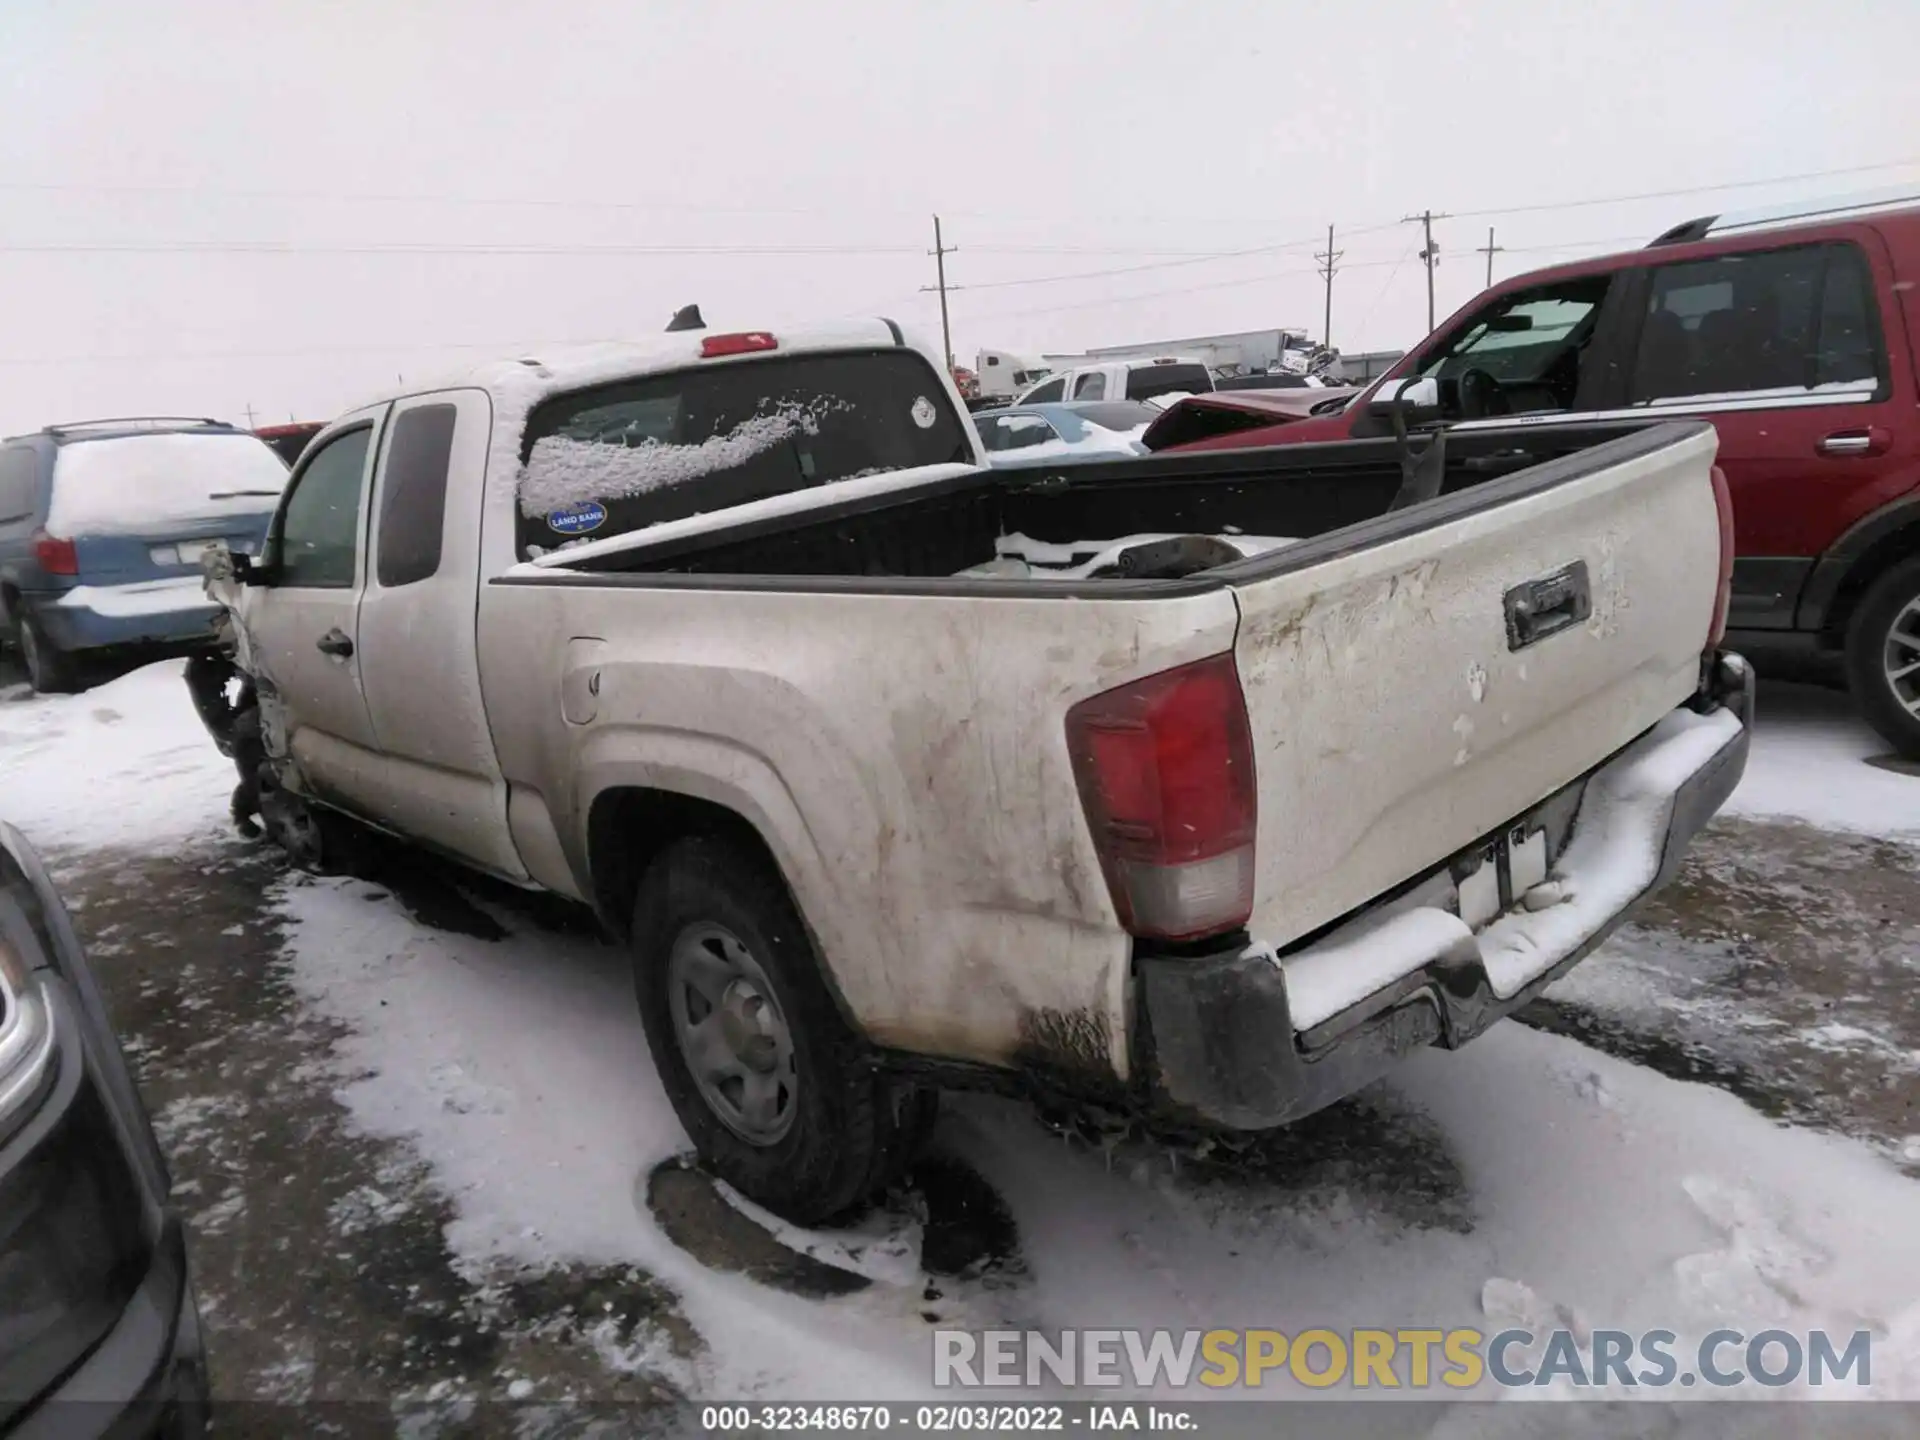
[27, 580, 222, 654]
[1136, 651, 1753, 1132]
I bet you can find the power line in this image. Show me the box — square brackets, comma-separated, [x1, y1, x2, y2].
[5, 155, 1913, 226]
[1450, 158, 1920, 221]
[0, 239, 927, 257]
[0, 230, 1654, 364]
[941, 220, 1405, 294]
[1353, 248, 1417, 344]
[965, 254, 1412, 325]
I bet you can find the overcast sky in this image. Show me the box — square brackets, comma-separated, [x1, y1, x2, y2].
[1, 0, 1915, 432]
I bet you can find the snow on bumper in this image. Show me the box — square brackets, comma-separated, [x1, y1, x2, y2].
[39, 577, 223, 651]
[1136, 654, 1752, 1132]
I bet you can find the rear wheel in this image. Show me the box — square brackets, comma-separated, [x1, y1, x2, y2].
[16, 613, 77, 694]
[631, 833, 936, 1225]
[1845, 556, 1920, 759]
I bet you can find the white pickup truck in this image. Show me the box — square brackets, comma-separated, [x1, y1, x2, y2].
[201, 319, 1752, 1223]
[1015, 355, 1216, 406]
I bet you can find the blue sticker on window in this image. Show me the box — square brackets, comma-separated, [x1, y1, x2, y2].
[547, 501, 608, 535]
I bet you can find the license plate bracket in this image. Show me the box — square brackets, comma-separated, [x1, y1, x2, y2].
[1454, 824, 1548, 928]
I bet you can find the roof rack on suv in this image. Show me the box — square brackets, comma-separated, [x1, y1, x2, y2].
[1647, 186, 1920, 247]
[1648, 216, 1718, 247]
[42, 416, 232, 437]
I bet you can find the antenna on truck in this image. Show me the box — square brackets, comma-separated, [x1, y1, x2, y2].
[666, 304, 706, 333]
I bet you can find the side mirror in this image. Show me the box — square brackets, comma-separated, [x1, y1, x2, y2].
[1366, 376, 1443, 423]
[203, 540, 267, 587]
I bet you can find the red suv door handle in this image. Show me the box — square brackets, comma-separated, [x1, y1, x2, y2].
[1817, 427, 1892, 457]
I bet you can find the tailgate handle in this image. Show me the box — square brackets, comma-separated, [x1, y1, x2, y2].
[1504, 561, 1591, 651]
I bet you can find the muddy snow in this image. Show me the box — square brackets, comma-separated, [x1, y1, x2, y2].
[5, 658, 1919, 1421]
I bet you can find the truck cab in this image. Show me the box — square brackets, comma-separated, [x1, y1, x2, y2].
[1016, 355, 1216, 406]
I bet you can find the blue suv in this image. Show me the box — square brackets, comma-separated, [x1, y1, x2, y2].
[0, 419, 288, 693]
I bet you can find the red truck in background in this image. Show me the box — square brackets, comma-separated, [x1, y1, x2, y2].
[1147, 194, 1920, 758]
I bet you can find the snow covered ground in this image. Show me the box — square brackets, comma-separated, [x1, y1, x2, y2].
[1719, 679, 1919, 836]
[3, 659, 1918, 1416]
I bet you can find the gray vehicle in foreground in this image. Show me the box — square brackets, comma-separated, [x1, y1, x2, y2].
[0, 823, 208, 1437]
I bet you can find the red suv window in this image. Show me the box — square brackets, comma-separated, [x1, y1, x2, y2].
[1411, 276, 1615, 419]
[1629, 242, 1885, 405]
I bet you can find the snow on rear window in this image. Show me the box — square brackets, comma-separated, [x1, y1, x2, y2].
[49, 433, 289, 537]
[513, 349, 974, 556]
[518, 401, 840, 518]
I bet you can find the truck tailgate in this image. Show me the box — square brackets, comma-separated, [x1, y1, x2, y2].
[1229, 422, 1722, 950]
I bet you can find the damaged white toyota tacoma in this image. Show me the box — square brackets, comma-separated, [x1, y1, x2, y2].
[196, 318, 1752, 1223]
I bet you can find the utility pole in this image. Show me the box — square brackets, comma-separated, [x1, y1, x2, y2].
[243, 403, 257, 429]
[921, 215, 959, 372]
[1314, 223, 1343, 350]
[1401, 209, 1452, 333]
[1477, 226, 1505, 289]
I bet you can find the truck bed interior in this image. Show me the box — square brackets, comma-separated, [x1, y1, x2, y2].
[542, 420, 1678, 592]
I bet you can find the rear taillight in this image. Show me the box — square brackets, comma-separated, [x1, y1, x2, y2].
[700, 332, 778, 358]
[1707, 464, 1735, 647]
[31, 530, 77, 576]
[1065, 653, 1257, 942]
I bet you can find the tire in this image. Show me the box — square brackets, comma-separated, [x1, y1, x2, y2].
[16, 612, 77, 694]
[1845, 556, 1920, 760]
[631, 834, 935, 1225]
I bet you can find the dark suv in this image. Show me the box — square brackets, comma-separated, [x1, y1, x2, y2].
[1158, 194, 1920, 757]
[0, 823, 208, 1436]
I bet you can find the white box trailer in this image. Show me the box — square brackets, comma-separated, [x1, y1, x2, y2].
[974, 350, 1055, 400]
[1085, 328, 1312, 376]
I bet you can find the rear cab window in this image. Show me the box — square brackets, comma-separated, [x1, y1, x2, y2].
[1125, 363, 1213, 402]
[516, 348, 973, 559]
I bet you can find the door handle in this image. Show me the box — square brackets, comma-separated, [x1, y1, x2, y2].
[316, 628, 354, 658]
[1818, 427, 1892, 457]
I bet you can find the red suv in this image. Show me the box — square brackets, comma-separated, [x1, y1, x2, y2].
[1159, 196, 1920, 757]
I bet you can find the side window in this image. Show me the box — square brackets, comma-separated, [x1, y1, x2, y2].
[375, 404, 457, 588]
[978, 414, 1059, 453]
[275, 427, 372, 589]
[1073, 372, 1107, 400]
[1813, 245, 1882, 388]
[0, 449, 38, 525]
[1023, 376, 1067, 404]
[1629, 243, 1877, 404]
[1416, 276, 1613, 411]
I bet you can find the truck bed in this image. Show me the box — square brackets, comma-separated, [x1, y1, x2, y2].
[516, 418, 1688, 594]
